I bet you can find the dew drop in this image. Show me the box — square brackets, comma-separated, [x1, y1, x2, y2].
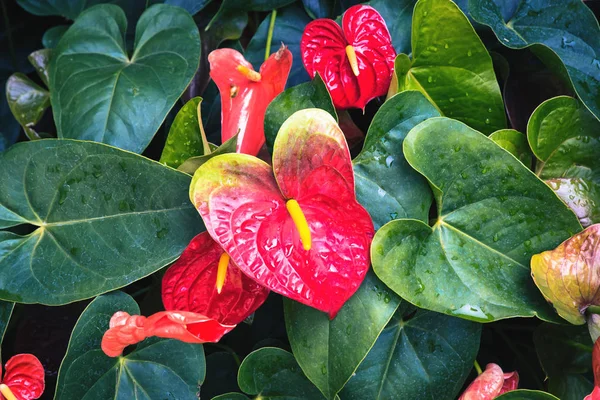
[467, 50, 472, 56]
[485, 119, 490, 125]
[449, 98, 455, 103]
[427, 76, 433, 83]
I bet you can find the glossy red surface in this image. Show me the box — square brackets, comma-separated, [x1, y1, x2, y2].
[1, 354, 45, 400]
[458, 363, 519, 400]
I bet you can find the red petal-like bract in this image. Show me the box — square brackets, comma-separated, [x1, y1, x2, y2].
[585, 338, 600, 400]
[191, 109, 374, 318]
[458, 363, 519, 400]
[209, 46, 292, 156]
[101, 310, 235, 357]
[1, 354, 45, 400]
[301, 5, 395, 109]
[162, 232, 270, 325]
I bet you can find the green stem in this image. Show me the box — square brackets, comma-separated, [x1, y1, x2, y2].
[264, 9, 277, 61]
[587, 305, 600, 315]
[473, 360, 483, 375]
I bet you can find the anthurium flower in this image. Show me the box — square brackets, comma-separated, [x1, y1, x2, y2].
[190, 108, 374, 318]
[300, 5, 396, 110]
[0, 354, 45, 400]
[531, 224, 599, 325]
[586, 338, 600, 400]
[458, 363, 519, 400]
[102, 233, 269, 357]
[208, 45, 292, 156]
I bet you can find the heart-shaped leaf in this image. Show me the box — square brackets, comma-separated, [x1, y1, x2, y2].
[264, 73, 336, 154]
[178, 134, 238, 175]
[284, 271, 400, 400]
[390, 0, 506, 134]
[534, 323, 594, 400]
[6, 72, 50, 141]
[55, 291, 206, 399]
[468, 0, 600, 122]
[353, 90, 439, 228]
[191, 109, 373, 317]
[489, 129, 532, 167]
[42, 25, 68, 48]
[372, 117, 582, 322]
[341, 309, 481, 400]
[50, 4, 200, 153]
[370, 0, 417, 54]
[496, 390, 560, 400]
[0, 139, 202, 304]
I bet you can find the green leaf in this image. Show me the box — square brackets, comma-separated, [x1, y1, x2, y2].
[534, 323, 593, 400]
[546, 178, 600, 228]
[284, 271, 400, 400]
[370, 0, 418, 54]
[468, 0, 600, 122]
[160, 97, 208, 169]
[28, 49, 51, 87]
[6, 72, 50, 140]
[178, 134, 238, 175]
[166, 0, 213, 15]
[341, 309, 481, 400]
[0, 301, 14, 360]
[353, 91, 439, 229]
[236, 347, 326, 400]
[0, 139, 203, 304]
[392, 0, 506, 134]
[213, 394, 250, 400]
[496, 390, 561, 400]
[55, 291, 206, 399]
[245, 4, 311, 88]
[489, 129, 532, 166]
[264, 74, 336, 154]
[372, 117, 582, 322]
[17, 0, 150, 21]
[49, 4, 201, 153]
[42, 25, 69, 49]
[302, 0, 334, 19]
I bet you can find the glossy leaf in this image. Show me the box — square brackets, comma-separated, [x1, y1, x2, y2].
[2, 354, 45, 400]
[28, 49, 51, 87]
[165, 0, 212, 15]
[531, 224, 600, 325]
[301, 5, 396, 109]
[178, 135, 238, 175]
[302, 0, 334, 19]
[191, 109, 373, 318]
[353, 91, 439, 229]
[489, 129, 532, 167]
[392, 0, 506, 134]
[6, 73, 50, 141]
[245, 4, 312, 88]
[469, 0, 600, 122]
[372, 117, 582, 322]
[342, 309, 481, 400]
[55, 292, 206, 400]
[236, 347, 325, 400]
[547, 179, 600, 228]
[496, 390, 560, 400]
[17, 0, 139, 20]
[534, 323, 594, 400]
[264, 73, 336, 154]
[284, 271, 399, 400]
[370, 0, 417, 54]
[160, 97, 208, 169]
[42, 25, 68, 48]
[50, 4, 201, 153]
[0, 139, 202, 304]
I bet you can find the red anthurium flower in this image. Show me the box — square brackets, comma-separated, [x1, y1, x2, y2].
[190, 108, 374, 318]
[101, 233, 270, 357]
[0, 354, 44, 400]
[459, 363, 519, 400]
[208, 45, 292, 156]
[585, 338, 600, 400]
[301, 5, 396, 110]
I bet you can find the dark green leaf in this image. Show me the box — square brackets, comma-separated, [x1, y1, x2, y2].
[6, 72, 50, 140]
[534, 323, 594, 400]
[49, 4, 201, 153]
[354, 91, 439, 229]
[372, 117, 582, 322]
[55, 291, 206, 399]
[178, 134, 238, 175]
[341, 309, 481, 400]
[237, 347, 325, 400]
[392, 0, 506, 134]
[160, 97, 207, 169]
[284, 271, 400, 400]
[302, 0, 334, 19]
[245, 4, 312, 88]
[496, 390, 561, 400]
[469, 0, 600, 122]
[42, 25, 69, 49]
[0, 139, 203, 304]
[370, 0, 417, 55]
[213, 394, 250, 400]
[17, 0, 152, 21]
[489, 129, 532, 166]
[166, 0, 212, 15]
[264, 74, 336, 153]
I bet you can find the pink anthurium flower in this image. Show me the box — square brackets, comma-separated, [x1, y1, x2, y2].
[0, 354, 45, 400]
[101, 232, 270, 357]
[301, 5, 396, 110]
[190, 108, 374, 318]
[585, 337, 600, 400]
[208, 45, 292, 156]
[459, 363, 519, 400]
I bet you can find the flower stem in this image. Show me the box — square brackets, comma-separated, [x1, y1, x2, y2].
[588, 305, 600, 315]
[264, 10, 278, 61]
[473, 360, 483, 375]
